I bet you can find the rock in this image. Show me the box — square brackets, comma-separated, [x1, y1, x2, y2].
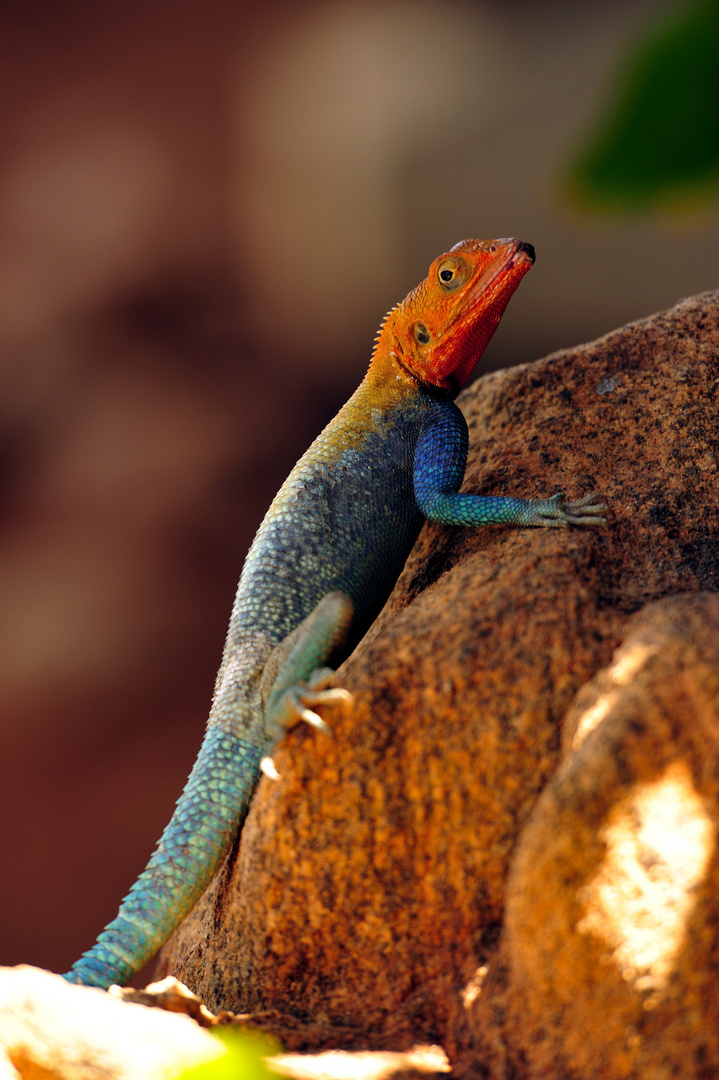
[465, 593, 719, 1079]
[112, 974, 224, 1026]
[0, 965, 225, 1079]
[158, 292, 719, 1064]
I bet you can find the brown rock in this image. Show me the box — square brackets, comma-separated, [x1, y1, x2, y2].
[466, 593, 719, 1080]
[159, 293, 719, 1059]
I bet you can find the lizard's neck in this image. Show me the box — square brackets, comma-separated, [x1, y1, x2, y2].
[326, 347, 425, 444]
[364, 342, 458, 406]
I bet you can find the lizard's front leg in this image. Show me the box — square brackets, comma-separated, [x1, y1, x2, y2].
[413, 401, 608, 529]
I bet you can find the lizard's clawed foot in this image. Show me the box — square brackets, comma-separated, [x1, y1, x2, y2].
[559, 491, 608, 526]
[261, 672, 353, 779]
[282, 683, 353, 736]
[532, 491, 608, 528]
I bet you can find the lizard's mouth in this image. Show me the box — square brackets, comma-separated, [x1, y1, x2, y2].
[415, 239, 534, 394]
[451, 239, 533, 332]
[471, 237, 531, 279]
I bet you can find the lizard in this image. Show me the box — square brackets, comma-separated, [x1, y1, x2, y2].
[63, 237, 606, 989]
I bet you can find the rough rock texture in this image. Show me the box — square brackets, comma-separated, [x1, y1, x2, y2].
[159, 293, 719, 1069]
[463, 594, 719, 1079]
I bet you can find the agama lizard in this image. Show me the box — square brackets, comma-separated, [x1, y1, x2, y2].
[63, 238, 606, 988]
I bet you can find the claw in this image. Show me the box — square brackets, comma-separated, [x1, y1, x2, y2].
[535, 491, 607, 527]
[310, 687, 354, 706]
[298, 704, 332, 735]
[294, 684, 352, 735]
[264, 673, 353, 742]
[261, 756, 281, 780]
[562, 492, 608, 526]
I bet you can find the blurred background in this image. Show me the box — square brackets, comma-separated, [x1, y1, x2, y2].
[0, 0, 717, 979]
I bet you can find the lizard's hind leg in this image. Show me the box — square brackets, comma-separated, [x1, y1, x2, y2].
[261, 592, 354, 767]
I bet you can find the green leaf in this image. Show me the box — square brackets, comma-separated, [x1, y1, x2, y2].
[174, 1028, 278, 1080]
[569, 0, 719, 210]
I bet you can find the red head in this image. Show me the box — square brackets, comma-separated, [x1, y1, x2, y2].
[374, 238, 534, 396]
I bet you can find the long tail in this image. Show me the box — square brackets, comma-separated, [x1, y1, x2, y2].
[62, 598, 348, 990]
[63, 724, 265, 988]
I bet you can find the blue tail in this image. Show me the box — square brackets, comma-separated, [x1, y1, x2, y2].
[63, 726, 265, 988]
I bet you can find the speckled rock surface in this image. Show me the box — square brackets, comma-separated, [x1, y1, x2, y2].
[464, 593, 719, 1080]
[159, 292, 719, 1063]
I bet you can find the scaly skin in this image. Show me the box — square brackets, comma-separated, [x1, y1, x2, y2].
[63, 238, 606, 988]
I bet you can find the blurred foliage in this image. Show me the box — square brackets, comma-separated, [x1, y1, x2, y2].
[569, 0, 719, 211]
[174, 1027, 278, 1080]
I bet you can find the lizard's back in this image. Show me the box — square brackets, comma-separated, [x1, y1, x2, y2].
[230, 378, 432, 655]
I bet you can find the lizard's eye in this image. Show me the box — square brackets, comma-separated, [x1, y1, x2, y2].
[414, 323, 431, 345]
[437, 257, 466, 290]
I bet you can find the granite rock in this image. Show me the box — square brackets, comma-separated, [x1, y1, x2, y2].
[466, 593, 719, 1080]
